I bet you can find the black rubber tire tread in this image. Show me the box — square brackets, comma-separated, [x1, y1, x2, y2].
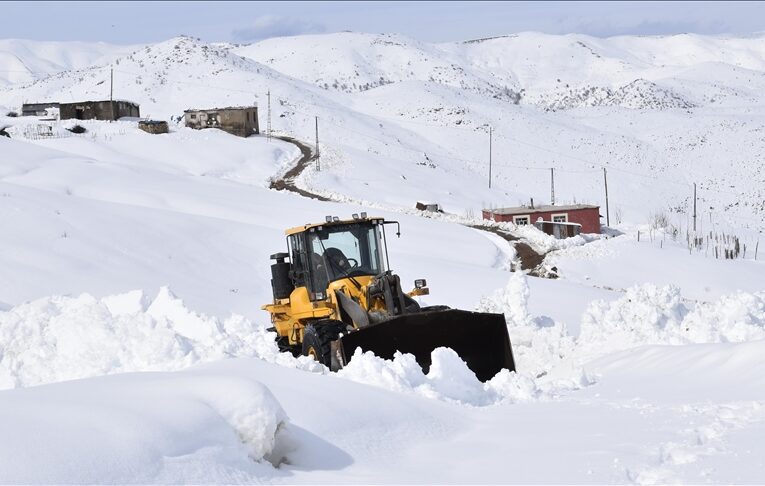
[275, 335, 301, 357]
[302, 320, 345, 366]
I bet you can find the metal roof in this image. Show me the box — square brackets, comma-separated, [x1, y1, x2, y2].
[184, 105, 258, 113]
[59, 100, 139, 105]
[285, 216, 384, 236]
[485, 204, 599, 215]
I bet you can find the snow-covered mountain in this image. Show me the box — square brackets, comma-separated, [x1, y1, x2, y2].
[1, 31, 765, 482]
[0, 38, 138, 87]
[3, 33, 765, 233]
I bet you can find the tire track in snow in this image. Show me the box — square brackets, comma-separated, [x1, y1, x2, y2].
[610, 400, 765, 484]
[268, 135, 331, 202]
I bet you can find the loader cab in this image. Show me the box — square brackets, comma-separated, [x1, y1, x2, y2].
[287, 217, 389, 301]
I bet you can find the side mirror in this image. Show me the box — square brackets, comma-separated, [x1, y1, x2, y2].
[414, 279, 427, 289]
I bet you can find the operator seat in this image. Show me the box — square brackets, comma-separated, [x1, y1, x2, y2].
[323, 247, 351, 278]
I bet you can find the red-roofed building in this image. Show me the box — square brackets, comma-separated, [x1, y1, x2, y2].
[482, 204, 601, 235]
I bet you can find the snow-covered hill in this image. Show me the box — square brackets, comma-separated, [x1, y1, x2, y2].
[1, 30, 764, 483]
[0, 38, 138, 88]
[234, 32, 521, 101]
[3, 33, 765, 232]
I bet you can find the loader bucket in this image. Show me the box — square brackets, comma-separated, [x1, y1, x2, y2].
[331, 309, 515, 382]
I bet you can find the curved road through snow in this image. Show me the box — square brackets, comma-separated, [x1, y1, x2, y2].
[269, 134, 549, 273]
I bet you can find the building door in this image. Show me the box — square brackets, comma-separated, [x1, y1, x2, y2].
[75, 108, 84, 120]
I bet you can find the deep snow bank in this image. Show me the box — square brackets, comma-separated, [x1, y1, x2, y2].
[477, 272, 581, 383]
[0, 285, 541, 408]
[587, 339, 765, 403]
[0, 287, 321, 389]
[480, 272, 765, 367]
[4, 280, 763, 410]
[0, 367, 288, 483]
[337, 347, 538, 406]
[579, 284, 765, 354]
[336, 274, 765, 405]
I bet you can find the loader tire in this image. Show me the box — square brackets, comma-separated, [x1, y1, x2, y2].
[302, 320, 344, 367]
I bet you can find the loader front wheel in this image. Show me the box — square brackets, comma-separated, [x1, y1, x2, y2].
[302, 320, 344, 367]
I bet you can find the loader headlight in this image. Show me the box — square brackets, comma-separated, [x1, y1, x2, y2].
[414, 279, 427, 289]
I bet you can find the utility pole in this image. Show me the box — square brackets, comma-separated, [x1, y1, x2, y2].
[266, 90, 272, 142]
[550, 167, 555, 205]
[109, 66, 114, 122]
[488, 126, 492, 189]
[693, 182, 697, 233]
[315, 116, 320, 171]
[603, 167, 610, 226]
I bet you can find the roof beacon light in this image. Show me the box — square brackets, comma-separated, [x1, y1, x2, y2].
[325, 215, 333, 223]
[352, 213, 359, 220]
[333, 216, 340, 222]
[360, 212, 367, 219]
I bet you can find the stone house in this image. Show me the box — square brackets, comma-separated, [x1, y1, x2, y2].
[59, 100, 140, 121]
[183, 106, 259, 137]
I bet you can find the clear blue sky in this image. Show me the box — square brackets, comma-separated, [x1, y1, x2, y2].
[3, 1, 765, 44]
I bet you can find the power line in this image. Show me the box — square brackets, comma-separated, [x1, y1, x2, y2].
[0, 65, 680, 177]
[5, 66, 761, 225]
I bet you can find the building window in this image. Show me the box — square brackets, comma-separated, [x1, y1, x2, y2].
[552, 213, 568, 223]
[246, 112, 250, 122]
[513, 215, 530, 225]
[190, 114, 196, 119]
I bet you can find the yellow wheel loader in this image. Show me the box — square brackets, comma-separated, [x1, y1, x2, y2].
[262, 213, 515, 381]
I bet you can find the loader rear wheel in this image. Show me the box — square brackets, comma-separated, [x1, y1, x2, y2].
[302, 320, 344, 367]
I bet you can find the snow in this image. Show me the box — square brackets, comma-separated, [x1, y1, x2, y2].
[0, 287, 324, 390]
[0, 30, 764, 483]
[0, 39, 138, 87]
[3, 33, 765, 230]
[0, 366, 287, 483]
[337, 347, 539, 406]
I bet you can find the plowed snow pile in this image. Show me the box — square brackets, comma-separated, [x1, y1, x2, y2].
[0, 287, 322, 389]
[337, 348, 539, 406]
[2, 276, 764, 410]
[580, 284, 765, 352]
[478, 272, 765, 381]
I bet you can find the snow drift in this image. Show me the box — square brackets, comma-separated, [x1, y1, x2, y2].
[580, 284, 765, 353]
[0, 367, 288, 483]
[0, 287, 322, 389]
[477, 273, 765, 385]
[337, 347, 538, 406]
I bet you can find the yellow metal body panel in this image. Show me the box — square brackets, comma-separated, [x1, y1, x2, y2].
[265, 217, 392, 348]
[262, 275, 381, 346]
[408, 287, 430, 297]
